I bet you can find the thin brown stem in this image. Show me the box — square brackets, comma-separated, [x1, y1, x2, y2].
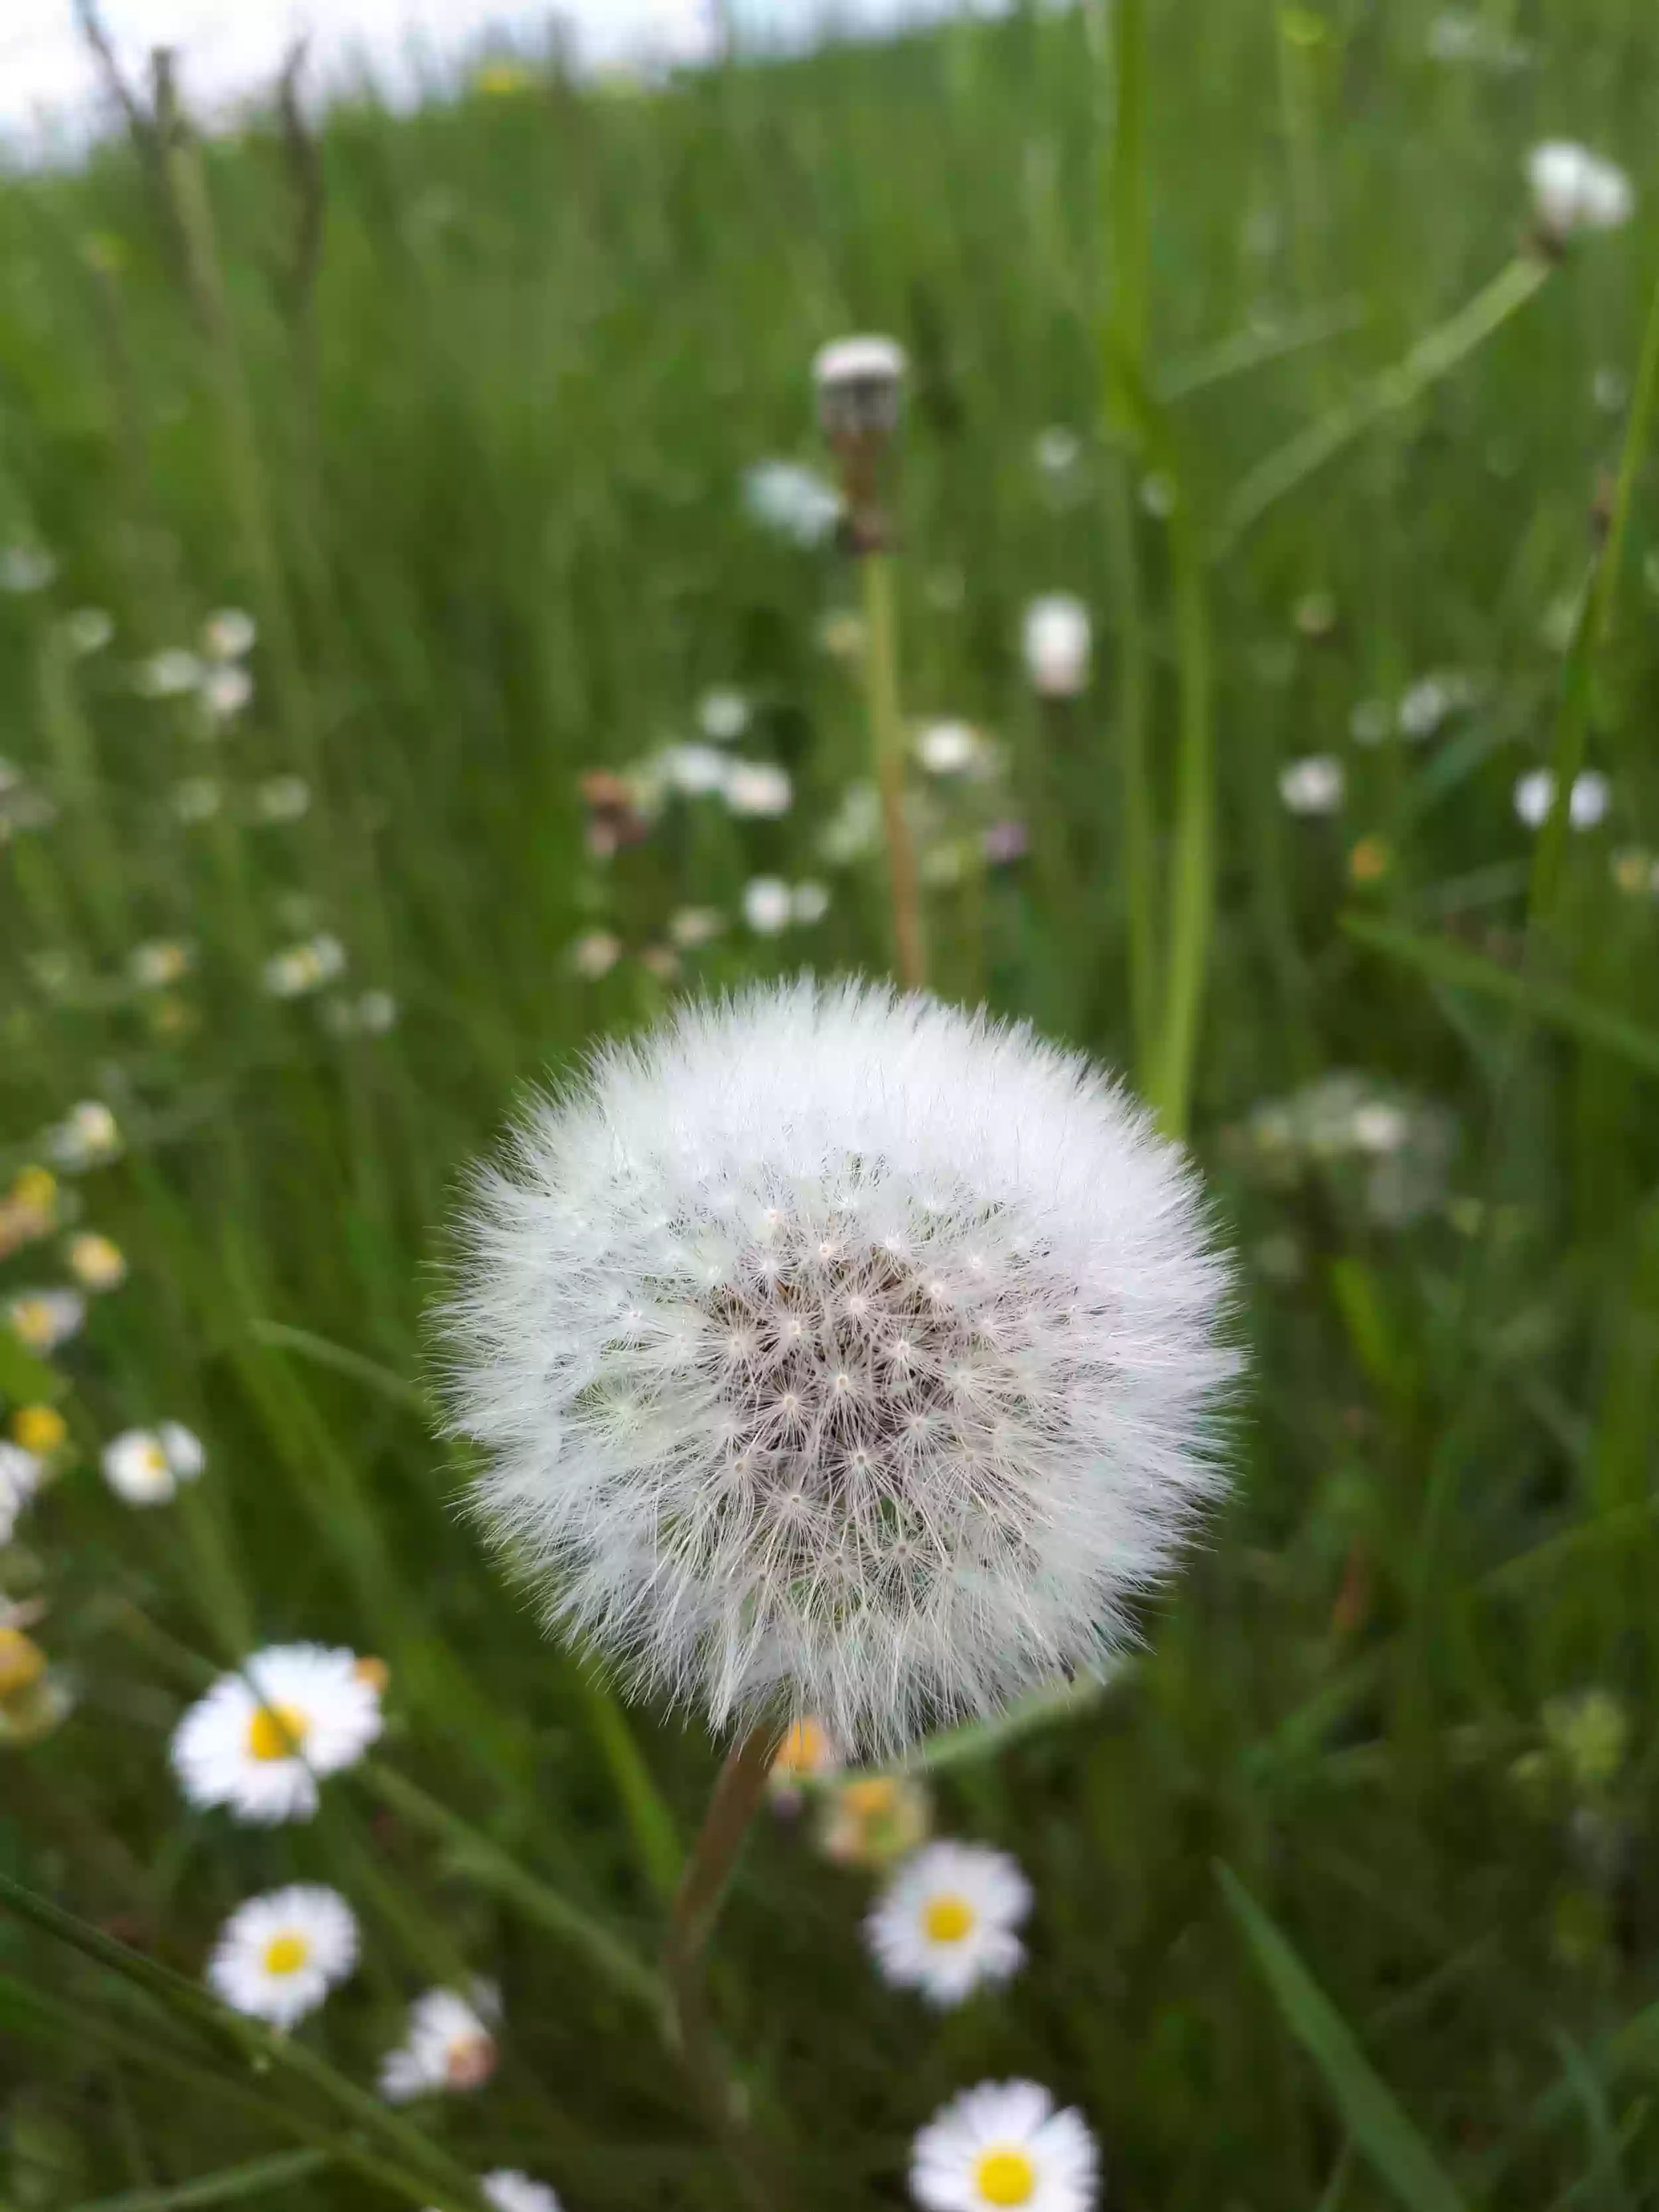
[860, 552, 927, 990]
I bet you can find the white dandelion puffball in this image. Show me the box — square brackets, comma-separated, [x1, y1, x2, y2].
[440, 979, 1236, 1755]
[0, 1443, 44, 1546]
[1514, 768, 1609, 830]
[102, 1423, 204, 1507]
[867, 1840, 1031, 2006]
[911, 2080, 1100, 2212]
[1528, 142, 1634, 242]
[380, 1983, 501, 2102]
[206, 1885, 358, 2029]
[1021, 597, 1092, 700]
[171, 1643, 384, 1824]
[1278, 755, 1344, 816]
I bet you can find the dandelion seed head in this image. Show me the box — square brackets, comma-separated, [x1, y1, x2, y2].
[439, 979, 1236, 1755]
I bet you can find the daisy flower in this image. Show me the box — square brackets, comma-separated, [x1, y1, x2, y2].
[669, 907, 725, 950]
[66, 1233, 127, 1291]
[469, 2173, 563, 2212]
[206, 1885, 358, 2029]
[743, 461, 842, 548]
[0, 1443, 44, 1545]
[263, 936, 347, 999]
[1021, 597, 1091, 699]
[129, 939, 195, 990]
[659, 743, 729, 798]
[792, 880, 831, 926]
[698, 689, 751, 743]
[569, 931, 622, 981]
[380, 1983, 501, 2101]
[441, 978, 1236, 1756]
[723, 761, 794, 818]
[136, 649, 205, 700]
[916, 721, 984, 777]
[202, 608, 257, 660]
[911, 2081, 1100, 2211]
[48, 1100, 121, 1171]
[818, 1773, 932, 1867]
[0, 547, 56, 595]
[1513, 768, 1608, 830]
[867, 1840, 1031, 2006]
[63, 607, 114, 656]
[1278, 756, 1344, 816]
[1528, 142, 1634, 244]
[7, 1289, 86, 1353]
[200, 664, 253, 723]
[742, 877, 793, 935]
[102, 1424, 205, 1507]
[171, 1643, 384, 1823]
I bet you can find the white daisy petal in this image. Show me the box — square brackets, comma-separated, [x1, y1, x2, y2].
[206, 1884, 358, 2029]
[171, 1643, 384, 1825]
[911, 2080, 1100, 2212]
[867, 1840, 1032, 2007]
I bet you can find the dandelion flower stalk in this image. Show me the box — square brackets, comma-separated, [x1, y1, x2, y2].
[860, 548, 927, 989]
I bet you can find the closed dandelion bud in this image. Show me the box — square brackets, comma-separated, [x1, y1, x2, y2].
[439, 979, 1237, 1757]
[814, 334, 906, 553]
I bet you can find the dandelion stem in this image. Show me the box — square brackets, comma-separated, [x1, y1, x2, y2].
[663, 1722, 780, 2212]
[1213, 253, 1551, 555]
[859, 552, 927, 990]
[1147, 479, 1215, 1144]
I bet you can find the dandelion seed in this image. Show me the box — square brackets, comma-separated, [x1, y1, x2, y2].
[254, 775, 311, 824]
[0, 548, 56, 595]
[698, 690, 751, 743]
[868, 1840, 1031, 2007]
[1528, 142, 1634, 244]
[66, 1232, 127, 1291]
[206, 1886, 358, 2028]
[102, 1423, 204, 1507]
[171, 776, 222, 824]
[380, 1984, 501, 2101]
[136, 649, 205, 700]
[1021, 596, 1091, 699]
[911, 2081, 1100, 2212]
[263, 935, 347, 999]
[0, 1445, 44, 1546]
[1278, 756, 1344, 816]
[723, 761, 794, 819]
[48, 1100, 121, 1171]
[441, 978, 1236, 1755]
[1514, 769, 1609, 830]
[8, 1289, 85, 1353]
[202, 608, 257, 660]
[171, 1643, 384, 1824]
[743, 460, 843, 548]
[569, 931, 622, 981]
[62, 607, 113, 656]
[129, 939, 194, 990]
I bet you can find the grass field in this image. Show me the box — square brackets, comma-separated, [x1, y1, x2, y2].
[3, 2, 1659, 2206]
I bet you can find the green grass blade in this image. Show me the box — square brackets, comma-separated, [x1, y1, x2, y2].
[899, 1673, 1115, 1776]
[577, 1673, 684, 1904]
[67, 2149, 330, 2212]
[248, 1317, 433, 1418]
[1216, 1864, 1467, 2212]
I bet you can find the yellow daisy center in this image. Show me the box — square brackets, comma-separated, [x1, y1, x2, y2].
[247, 1703, 310, 1761]
[0, 1628, 46, 1698]
[841, 1777, 898, 1818]
[12, 1301, 51, 1349]
[262, 1933, 310, 1976]
[141, 1443, 168, 1475]
[974, 2148, 1037, 2207]
[923, 1893, 976, 1945]
[12, 1404, 66, 1454]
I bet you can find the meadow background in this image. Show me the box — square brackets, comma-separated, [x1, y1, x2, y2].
[4, 1, 1659, 2205]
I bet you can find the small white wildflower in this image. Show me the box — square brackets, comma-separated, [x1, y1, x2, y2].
[136, 650, 205, 700]
[8, 1290, 86, 1354]
[1140, 472, 1177, 520]
[326, 988, 400, 1037]
[1034, 427, 1081, 479]
[0, 1445, 44, 1546]
[129, 939, 194, 990]
[1350, 698, 1392, 747]
[66, 1232, 127, 1291]
[472, 2173, 563, 2212]
[1593, 367, 1629, 414]
[48, 1100, 121, 1171]
[819, 780, 883, 864]
[723, 760, 794, 818]
[380, 1984, 501, 2101]
[1398, 677, 1453, 740]
[1352, 1103, 1411, 1157]
[0, 548, 56, 595]
[1528, 142, 1634, 243]
[668, 907, 725, 950]
[206, 1886, 358, 2029]
[916, 720, 983, 776]
[254, 775, 310, 824]
[202, 608, 257, 661]
[569, 931, 622, 981]
[102, 1424, 205, 1507]
[743, 461, 842, 547]
[442, 979, 1236, 1755]
[263, 935, 346, 999]
[867, 1841, 1031, 2007]
[658, 743, 729, 798]
[62, 608, 113, 656]
[171, 1643, 384, 1824]
[1514, 769, 1609, 830]
[172, 776, 222, 824]
[814, 333, 906, 441]
[911, 2081, 1100, 2212]
[200, 664, 253, 723]
[791, 879, 831, 926]
[698, 690, 750, 743]
[1021, 595, 1092, 699]
[742, 876, 793, 935]
[1278, 756, 1344, 816]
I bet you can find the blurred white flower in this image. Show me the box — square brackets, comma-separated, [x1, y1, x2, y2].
[206, 1886, 358, 2029]
[442, 979, 1236, 1755]
[0, 547, 56, 595]
[254, 775, 311, 824]
[742, 876, 793, 934]
[791, 879, 831, 926]
[136, 650, 205, 700]
[0, 1444, 44, 1546]
[1278, 756, 1344, 816]
[1593, 366, 1629, 413]
[814, 333, 906, 440]
[698, 690, 751, 743]
[569, 931, 622, 981]
[66, 1232, 127, 1291]
[8, 1289, 86, 1355]
[202, 608, 257, 660]
[867, 1841, 1031, 2007]
[1139, 472, 1177, 520]
[916, 720, 983, 777]
[819, 780, 883, 864]
[658, 743, 729, 797]
[200, 664, 253, 723]
[723, 760, 794, 818]
[263, 936, 347, 999]
[380, 1984, 501, 2101]
[1021, 595, 1092, 699]
[475, 2173, 563, 2212]
[743, 461, 842, 548]
[325, 989, 400, 1037]
[1352, 1103, 1411, 1157]
[1398, 677, 1455, 740]
[668, 907, 725, 950]
[1034, 426, 1082, 479]
[129, 939, 195, 990]
[48, 1100, 121, 1171]
[911, 2081, 1100, 2212]
[172, 776, 223, 824]
[1350, 698, 1392, 747]
[62, 607, 113, 656]
[102, 1423, 205, 1507]
[817, 608, 867, 662]
[1514, 769, 1609, 830]
[171, 1643, 384, 1824]
[1528, 142, 1634, 242]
